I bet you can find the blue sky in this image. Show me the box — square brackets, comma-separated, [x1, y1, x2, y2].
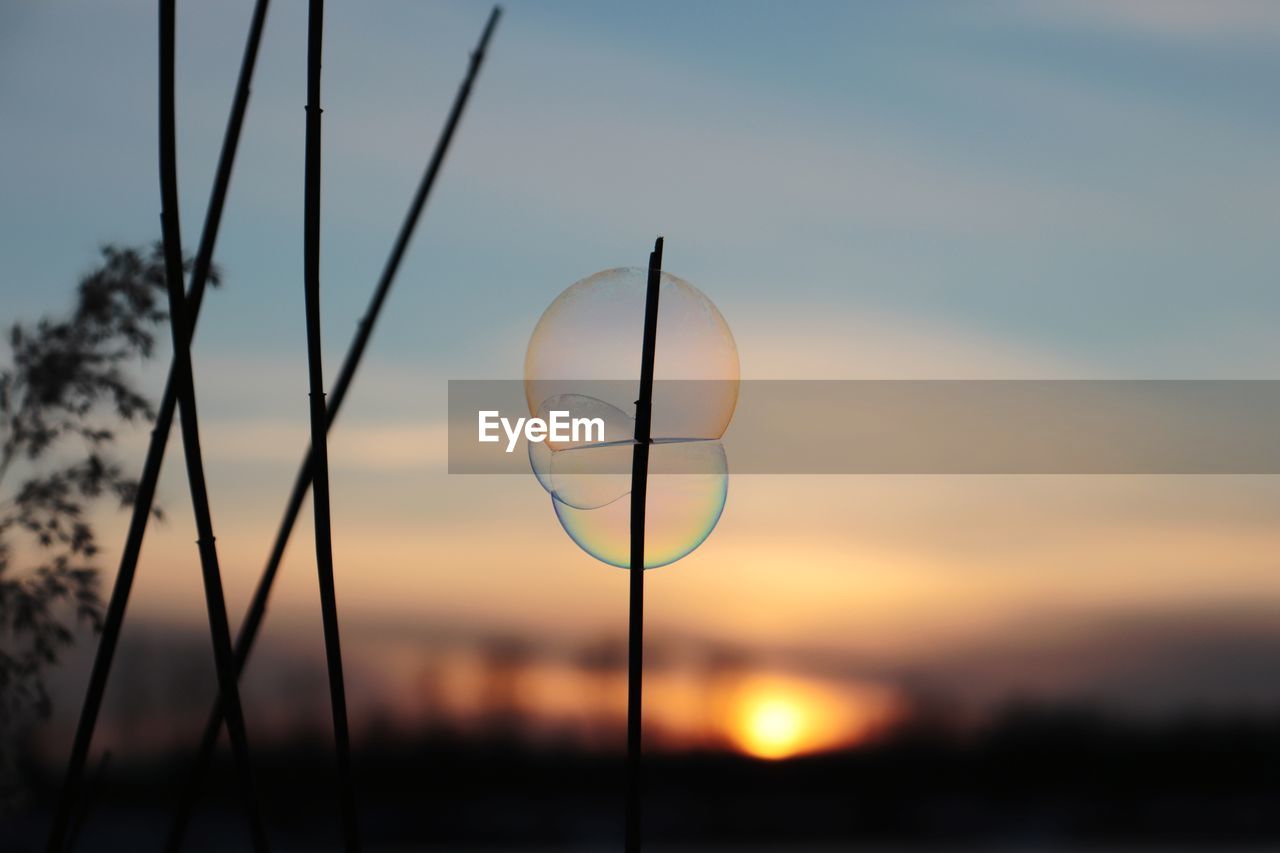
[7, 1, 1280, 734]
[5, 0, 1280, 383]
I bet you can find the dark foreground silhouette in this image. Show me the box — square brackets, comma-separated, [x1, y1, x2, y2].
[11, 703, 1280, 851]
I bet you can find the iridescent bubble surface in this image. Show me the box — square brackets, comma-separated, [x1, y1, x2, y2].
[552, 441, 729, 568]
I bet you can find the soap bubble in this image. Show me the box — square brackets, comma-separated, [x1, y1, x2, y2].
[552, 441, 729, 568]
[526, 267, 738, 569]
[525, 268, 739, 441]
[546, 440, 636, 510]
[528, 394, 635, 509]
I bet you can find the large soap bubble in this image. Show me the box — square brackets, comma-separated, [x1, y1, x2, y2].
[525, 267, 739, 441]
[525, 267, 739, 570]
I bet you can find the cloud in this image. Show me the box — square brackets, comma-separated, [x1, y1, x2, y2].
[195, 419, 450, 472]
[453, 55, 1143, 246]
[1003, 0, 1280, 42]
[733, 307, 1086, 379]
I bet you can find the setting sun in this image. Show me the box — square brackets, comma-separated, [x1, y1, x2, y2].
[725, 675, 901, 761]
[739, 695, 808, 759]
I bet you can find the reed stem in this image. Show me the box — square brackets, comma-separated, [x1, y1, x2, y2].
[45, 2, 270, 850]
[157, 1, 268, 849]
[627, 236, 664, 852]
[161, 9, 502, 850]
[303, 0, 362, 848]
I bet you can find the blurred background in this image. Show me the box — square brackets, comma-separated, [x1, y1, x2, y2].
[4, 0, 1280, 849]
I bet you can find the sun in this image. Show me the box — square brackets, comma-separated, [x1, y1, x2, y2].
[738, 695, 808, 760]
[722, 674, 901, 761]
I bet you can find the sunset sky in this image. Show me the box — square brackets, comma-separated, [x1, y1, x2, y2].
[6, 0, 1280, 760]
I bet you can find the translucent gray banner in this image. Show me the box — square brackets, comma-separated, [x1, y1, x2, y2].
[449, 380, 1280, 474]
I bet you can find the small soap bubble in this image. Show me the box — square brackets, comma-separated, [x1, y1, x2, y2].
[536, 393, 635, 452]
[548, 440, 636, 510]
[528, 394, 635, 510]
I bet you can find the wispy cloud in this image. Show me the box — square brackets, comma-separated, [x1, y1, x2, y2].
[1002, 0, 1280, 42]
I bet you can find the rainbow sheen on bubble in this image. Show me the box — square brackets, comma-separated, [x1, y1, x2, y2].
[525, 267, 739, 569]
[552, 442, 729, 568]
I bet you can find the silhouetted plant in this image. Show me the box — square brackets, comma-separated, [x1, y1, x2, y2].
[0, 243, 214, 804]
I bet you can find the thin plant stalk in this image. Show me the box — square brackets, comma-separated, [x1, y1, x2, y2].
[627, 236, 664, 852]
[161, 9, 501, 850]
[303, 0, 361, 849]
[156, 0, 268, 850]
[45, 1, 270, 850]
